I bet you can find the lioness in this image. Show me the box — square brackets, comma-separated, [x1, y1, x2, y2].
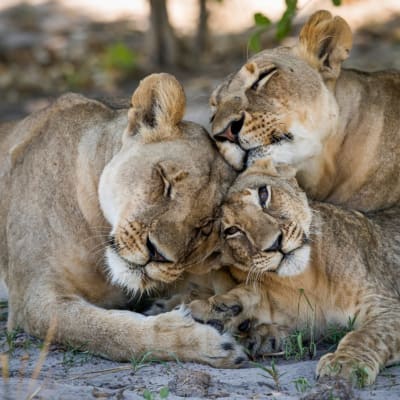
[209, 10, 400, 211]
[0, 73, 247, 366]
[189, 159, 400, 384]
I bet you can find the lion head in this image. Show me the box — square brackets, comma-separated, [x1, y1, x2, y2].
[209, 10, 352, 171]
[98, 73, 236, 293]
[221, 159, 312, 277]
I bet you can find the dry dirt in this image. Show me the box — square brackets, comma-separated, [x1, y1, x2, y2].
[1, 292, 400, 400]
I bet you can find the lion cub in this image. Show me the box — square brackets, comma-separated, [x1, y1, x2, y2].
[190, 159, 400, 385]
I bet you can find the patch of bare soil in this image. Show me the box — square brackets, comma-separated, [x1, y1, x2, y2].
[1, 300, 400, 400]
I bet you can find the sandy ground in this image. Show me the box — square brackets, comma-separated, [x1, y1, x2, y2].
[2, 300, 400, 400]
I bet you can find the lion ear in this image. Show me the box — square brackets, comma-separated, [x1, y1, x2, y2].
[125, 73, 186, 139]
[296, 10, 352, 85]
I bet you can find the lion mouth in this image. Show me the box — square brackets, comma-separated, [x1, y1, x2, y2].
[214, 115, 245, 146]
[108, 246, 151, 275]
[105, 246, 159, 293]
[146, 237, 172, 264]
[213, 116, 295, 171]
[213, 116, 265, 171]
[105, 243, 183, 294]
[273, 244, 311, 276]
[109, 234, 172, 268]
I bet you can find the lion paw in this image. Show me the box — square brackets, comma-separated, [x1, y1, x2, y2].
[188, 294, 244, 334]
[151, 307, 248, 368]
[181, 310, 248, 368]
[240, 323, 288, 357]
[316, 352, 377, 387]
[196, 326, 248, 368]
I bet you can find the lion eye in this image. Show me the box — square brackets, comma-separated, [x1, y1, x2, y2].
[224, 226, 241, 237]
[258, 185, 270, 208]
[163, 179, 172, 198]
[251, 67, 277, 91]
[155, 166, 172, 198]
[201, 220, 214, 236]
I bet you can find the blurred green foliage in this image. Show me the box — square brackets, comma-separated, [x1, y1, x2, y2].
[276, 0, 298, 41]
[249, 12, 271, 52]
[102, 42, 137, 72]
[63, 42, 138, 91]
[63, 67, 92, 90]
[249, 0, 342, 52]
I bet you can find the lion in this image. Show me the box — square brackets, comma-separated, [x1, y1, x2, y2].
[209, 10, 400, 212]
[189, 159, 400, 385]
[0, 73, 248, 367]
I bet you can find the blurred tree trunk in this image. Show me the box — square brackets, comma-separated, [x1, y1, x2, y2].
[196, 0, 208, 55]
[148, 0, 179, 67]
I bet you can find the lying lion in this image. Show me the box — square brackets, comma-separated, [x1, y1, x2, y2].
[0, 73, 248, 367]
[189, 159, 400, 385]
[209, 10, 400, 212]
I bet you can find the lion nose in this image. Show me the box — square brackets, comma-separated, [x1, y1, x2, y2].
[214, 115, 244, 144]
[146, 237, 170, 263]
[265, 233, 283, 252]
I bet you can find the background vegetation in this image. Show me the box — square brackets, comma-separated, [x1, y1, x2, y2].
[0, 0, 399, 123]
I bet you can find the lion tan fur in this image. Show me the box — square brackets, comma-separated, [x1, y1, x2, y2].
[189, 161, 400, 384]
[0, 74, 248, 367]
[209, 10, 400, 212]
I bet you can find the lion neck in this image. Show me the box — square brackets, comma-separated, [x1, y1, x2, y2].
[324, 69, 387, 209]
[296, 69, 372, 205]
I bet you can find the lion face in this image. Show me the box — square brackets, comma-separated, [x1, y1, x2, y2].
[209, 11, 352, 171]
[220, 160, 312, 277]
[99, 74, 235, 293]
[210, 47, 338, 171]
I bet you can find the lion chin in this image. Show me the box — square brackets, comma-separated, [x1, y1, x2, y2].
[276, 245, 311, 277]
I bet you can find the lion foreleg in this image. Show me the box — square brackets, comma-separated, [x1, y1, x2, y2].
[15, 286, 246, 368]
[317, 300, 400, 386]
